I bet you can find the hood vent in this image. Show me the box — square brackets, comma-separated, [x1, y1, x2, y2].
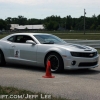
[84, 49, 92, 51]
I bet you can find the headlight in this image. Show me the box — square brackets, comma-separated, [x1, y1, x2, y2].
[71, 52, 80, 57]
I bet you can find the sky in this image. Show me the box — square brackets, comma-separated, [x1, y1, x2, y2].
[0, 0, 100, 19]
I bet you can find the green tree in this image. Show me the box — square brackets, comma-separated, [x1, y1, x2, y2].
[97, 15, 100, 25]
[0, 19, 7, 30]
[18, 16, 27, 25]
[44, 21, 59, 30]
[90, 24, 96, 30]
[44, 15, 61, 30]
[5, 17, 12, 24]
[96, 25, 100, 30]
[65, 15, 72, 30]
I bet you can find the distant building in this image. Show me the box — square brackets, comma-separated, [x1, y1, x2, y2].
[10, 24, 45, 30]
[10, 24, 19, 30]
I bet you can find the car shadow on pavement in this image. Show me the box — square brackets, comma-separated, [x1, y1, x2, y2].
[3, 63, 100, 75]
[59, 69, 100, 75]
[4, 63, 45, 72]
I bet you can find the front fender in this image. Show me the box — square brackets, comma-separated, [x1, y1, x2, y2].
[36, 45, 67, 66]
[45, 47, 66, 57]
[0, 45, 4, 53]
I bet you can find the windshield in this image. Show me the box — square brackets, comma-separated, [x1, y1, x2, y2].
[34, 34, 66, 44]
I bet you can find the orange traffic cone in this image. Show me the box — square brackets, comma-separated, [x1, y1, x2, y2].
[42, 60, 55, 78]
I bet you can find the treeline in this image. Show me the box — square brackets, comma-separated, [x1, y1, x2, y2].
[0, 15, 100, 31]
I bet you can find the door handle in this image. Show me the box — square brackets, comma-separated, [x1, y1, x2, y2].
[12, 45, 15, 47]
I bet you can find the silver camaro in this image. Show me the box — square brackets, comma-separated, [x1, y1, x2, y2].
[0, 33, 99, 72]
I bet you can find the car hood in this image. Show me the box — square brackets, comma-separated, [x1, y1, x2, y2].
[55, 43, 96, 52]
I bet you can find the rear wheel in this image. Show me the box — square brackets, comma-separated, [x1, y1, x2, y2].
[0, 50, 6, 66]
[45, 53, 64, 72]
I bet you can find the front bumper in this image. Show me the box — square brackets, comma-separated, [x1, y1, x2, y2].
[63, 55, 99, 69]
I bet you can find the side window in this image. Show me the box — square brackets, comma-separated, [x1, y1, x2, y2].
[15, 36, 24, 43]
[24, 36, 34, 42]
[15, 35, 34, 43]
[7, 36, 15, 42]
[8, 35, 35, 43]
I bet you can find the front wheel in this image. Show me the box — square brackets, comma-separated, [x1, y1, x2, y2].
[0, 50, 6, 66]
[45, 53, 64, 72]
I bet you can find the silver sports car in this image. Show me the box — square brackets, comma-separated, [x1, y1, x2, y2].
[0, 33, 99, 72]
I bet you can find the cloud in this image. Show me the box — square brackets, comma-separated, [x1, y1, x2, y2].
[0, 0, 100, 19]
[0, 0, 89, 5]
[0, 0, 99, 6]
[0, 0, 55, 6]
[0, 0, 43, 5]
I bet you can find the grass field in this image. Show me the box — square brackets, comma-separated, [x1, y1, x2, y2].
[53, 33, 100, 40]
[0, 86, 69, 100]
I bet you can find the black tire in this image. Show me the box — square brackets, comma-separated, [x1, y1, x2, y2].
[0, 50, 6, 66]
[45, 52, 64, 73]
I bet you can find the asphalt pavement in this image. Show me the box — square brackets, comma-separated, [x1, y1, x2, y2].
[0, 60, 100, 100]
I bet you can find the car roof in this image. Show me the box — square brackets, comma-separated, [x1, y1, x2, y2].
[1, 33, 53, 41]
[12, 33, 51, 36]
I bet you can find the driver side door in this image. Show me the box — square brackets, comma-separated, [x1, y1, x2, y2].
[8, 35, 38, 65]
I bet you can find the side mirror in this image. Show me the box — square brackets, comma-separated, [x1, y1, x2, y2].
[26, 40, 36, 45]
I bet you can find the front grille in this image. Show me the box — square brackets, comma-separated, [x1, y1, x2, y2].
[79, 62, 97, 67]
[71, 52, 97, 58]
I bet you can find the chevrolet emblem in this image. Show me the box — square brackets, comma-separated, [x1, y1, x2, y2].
[89, 53, 93, 57]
